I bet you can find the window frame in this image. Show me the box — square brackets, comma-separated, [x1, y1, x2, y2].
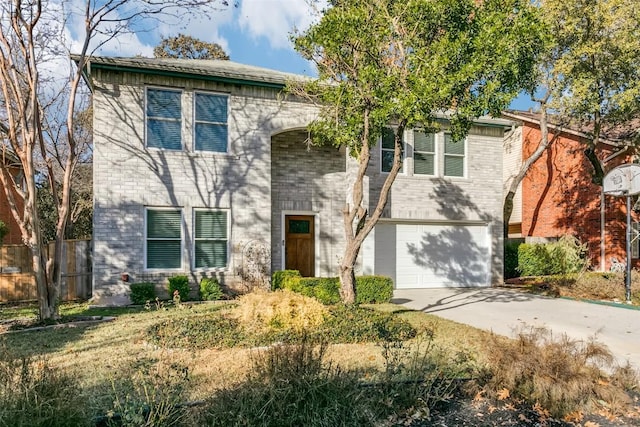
[443, 133, 467, 178]
[193, 208, 230, 270]
[412, 130, 437, 176]
[145, 87, 183, 151]
[193, 91, 229, 154]
[145, 207, 183, 271]
[380, 127, 405, 174]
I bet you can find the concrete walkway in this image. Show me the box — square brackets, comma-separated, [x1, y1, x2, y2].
[393, 287, 640, 368]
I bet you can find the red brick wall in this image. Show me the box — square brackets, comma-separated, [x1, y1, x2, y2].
[520, 123, 636, 270]
[0, 168, 24, 245]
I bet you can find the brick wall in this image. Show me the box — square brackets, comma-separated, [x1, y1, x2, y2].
[520, 122, 634, 269]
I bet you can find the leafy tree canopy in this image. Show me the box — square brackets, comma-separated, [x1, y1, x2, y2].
[294, 0, 547, 149]
[154, 33, 230, 60]
[543, 0, 640, 143]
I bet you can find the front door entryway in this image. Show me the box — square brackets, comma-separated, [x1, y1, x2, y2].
[285, 215, 315, 277]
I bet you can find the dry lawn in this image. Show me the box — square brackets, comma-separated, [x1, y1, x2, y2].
[0, 301, 492, 414]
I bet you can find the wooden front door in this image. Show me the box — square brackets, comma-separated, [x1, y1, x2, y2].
[285, 215, 315, 277]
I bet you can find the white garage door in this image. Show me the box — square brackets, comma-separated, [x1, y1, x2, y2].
[374, 223, 491, 289]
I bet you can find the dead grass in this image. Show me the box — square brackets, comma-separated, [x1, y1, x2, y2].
[481, 325, 634, 418]
[513, 271, 640, 304]
[1, 297, 638, 423]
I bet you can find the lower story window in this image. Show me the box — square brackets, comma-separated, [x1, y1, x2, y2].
[146, 208, 182, 269]
[195, 210, 229, 268]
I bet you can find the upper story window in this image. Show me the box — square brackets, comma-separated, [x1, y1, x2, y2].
[444, 134, 466, 177]
[381, 127, 404, 173]
[146, 208, 182, 269]
[413, 130, 436, 176]
[194, 209, 229, 268]
[146, 88, 182, 150]
[194, 93, 228, 152]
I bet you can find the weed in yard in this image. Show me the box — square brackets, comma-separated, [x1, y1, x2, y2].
[376, 328, 477, 421]
[480, 326, 635, 418]
[106, 356, 192, 427]
[205, 336, 378, 426]
[0, 346, 87, 427]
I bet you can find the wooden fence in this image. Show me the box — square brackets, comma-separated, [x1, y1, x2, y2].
[0, 239, 91, 303]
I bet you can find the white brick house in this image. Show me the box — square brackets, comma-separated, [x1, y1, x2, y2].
[82, 56, 510, 303]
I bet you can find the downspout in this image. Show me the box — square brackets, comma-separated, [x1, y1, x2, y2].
[601, 189, 606, 271]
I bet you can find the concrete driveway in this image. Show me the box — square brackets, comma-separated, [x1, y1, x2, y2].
[393, 287, 640, 368]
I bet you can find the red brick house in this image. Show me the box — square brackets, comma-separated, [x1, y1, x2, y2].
[0, 154, 24, 245]
[502, 110, 638, 271]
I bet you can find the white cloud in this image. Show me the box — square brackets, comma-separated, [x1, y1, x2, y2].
[237, 0, 324, 50]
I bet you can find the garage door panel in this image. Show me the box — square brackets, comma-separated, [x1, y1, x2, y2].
[382, 223, 490, 289]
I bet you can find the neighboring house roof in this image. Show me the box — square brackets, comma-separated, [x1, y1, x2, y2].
[73, 55, 309, 90]
[502, 109, 639, 148]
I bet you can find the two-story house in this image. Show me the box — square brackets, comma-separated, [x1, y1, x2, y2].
[81, 56, 510, 304]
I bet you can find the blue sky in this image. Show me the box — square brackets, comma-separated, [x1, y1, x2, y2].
[89, 0, 535, 111]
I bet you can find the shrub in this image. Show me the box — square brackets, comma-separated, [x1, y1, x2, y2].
[129, 282, 156, 305]
[168, 275, 190, 302]
[518, 243, 552, 276]
[234, 290, 328, 335]
[481, 326, 630, 418]
[271, 270, 301, 290]
[282, 275, 394, 304]
[518, 236, 588, 276]
[356, 275, 393, 303]
[200, 277, 223, 301]
[320, 305, 416, 343]
[504, 241, 521, 279]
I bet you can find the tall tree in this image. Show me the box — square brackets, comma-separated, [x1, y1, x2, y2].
[154, 33, 229, 60]
[0, 0, 229, 320]
[292, 0, 546, 303]
[503, 0, 640, 237]
[546, 0, 640, 180]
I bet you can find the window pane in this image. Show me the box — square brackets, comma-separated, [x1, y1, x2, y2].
[414, 131, 434, 152]
[196, 94, 227, 123]
[445, 134, 465, 155]
[382, 127, 395, 149]
[195, 241, 227, 268]
[148, 210, 181, 238]
[444, 156, 464, 177]
[195, 123, 228, 152]
[147, 90, 181, 119]
[289, 220, 310, 234]
[195, 211, 227, 239]
[414, 153, 434, 175]
[147, 240, 181, 269]
[147, 119, 181, 150]
[381, 150, 394, 173]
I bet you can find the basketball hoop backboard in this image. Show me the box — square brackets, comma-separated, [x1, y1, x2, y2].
[603, 164, 640, 196]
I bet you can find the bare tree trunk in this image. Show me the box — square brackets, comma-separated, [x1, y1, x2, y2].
[338, 113, 406, 304]
[503, 98, 559, 237]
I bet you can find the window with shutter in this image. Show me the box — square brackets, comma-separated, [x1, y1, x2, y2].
[146, 89, 182, 150]
[194, 210, 229, 268]
[413, 130, 435, 176]
[194, 93, 228, 152]
[444, 134, 465, 177]
[146, 209, 182, 269]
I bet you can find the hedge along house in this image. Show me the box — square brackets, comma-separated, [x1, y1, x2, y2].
[80, 56, 511, 304]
